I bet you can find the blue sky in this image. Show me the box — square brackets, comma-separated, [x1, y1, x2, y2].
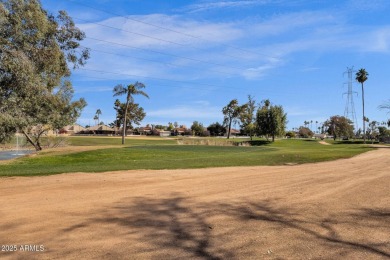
[41, 0, 390, 130]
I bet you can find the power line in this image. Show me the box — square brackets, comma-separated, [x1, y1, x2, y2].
[78, 68, 232, 88]
[83, 46, 240, 77]
[73, 71, 298, 96]
[74, 75, 234, 92]
[85, 36, 246, 70]
[73, 16, 255, 62]
[74, 17, 191, 49]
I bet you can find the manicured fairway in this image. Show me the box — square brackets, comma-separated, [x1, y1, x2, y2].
[0, 138, 372, 176]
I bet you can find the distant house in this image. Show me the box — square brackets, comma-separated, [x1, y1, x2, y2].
[173, 127, 190, 136]
[160, 131, 171, 137]
[225, 128, 240, 137]
[81, 125, 115, 135]
[313, 133, 327, 140]
[59, 124, 86, 135]
[116, 127, 136, 136]
[139, 126, 153, 135]
[152, 129, 171, 137]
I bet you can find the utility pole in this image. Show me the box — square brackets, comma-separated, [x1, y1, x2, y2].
[343, 67, 358, 133]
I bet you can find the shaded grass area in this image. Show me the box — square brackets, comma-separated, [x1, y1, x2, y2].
[0, 139, 372, 177]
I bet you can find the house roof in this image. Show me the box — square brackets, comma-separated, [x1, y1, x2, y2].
[174, 127, 187, 132]
[62, 124, 86, 132]
[139, 127, 152, 131]
[86, 125, 115, 132]
[229, 129, 240, 134]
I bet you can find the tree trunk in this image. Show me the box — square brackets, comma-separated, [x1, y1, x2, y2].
[362, 83, 366, 144]
[122, 100, 129, 145]
[22, 130, 42, 151]
[227, 119, 232, 139]
[272, 134, 275, 142]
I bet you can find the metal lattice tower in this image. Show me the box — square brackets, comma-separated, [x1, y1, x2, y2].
[343, 67, 358, 131]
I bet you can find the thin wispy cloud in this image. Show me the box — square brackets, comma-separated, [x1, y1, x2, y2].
[148, 103, 221, 120]
[300, 67, 320, 72]
[242, 57, 283, 80]
[74, 86, 113, 94]
[250, 11, 339, 37]
[346, 0, 390, 12]
[179, 0, 314, 13]
[367, 27, 390, 52]
[79, 14, 242, 49]
[180, 0, 270, 13]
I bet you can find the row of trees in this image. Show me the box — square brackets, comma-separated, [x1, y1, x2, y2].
[108, 91, 288, 142]
[289, 116, 353, 140]
[105, 94, 287, 142]
[291, 115, 390, 142]
[222, 96, 287, 142]
[302, 120, 322, 133]
[187, 113, 388, 142]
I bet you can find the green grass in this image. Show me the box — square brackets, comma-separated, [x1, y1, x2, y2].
[67, 136, 177, 146]
[0, 136, 177, 149]
[0, 138, 373, 177]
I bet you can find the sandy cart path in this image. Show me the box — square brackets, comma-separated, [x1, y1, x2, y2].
[1, 147, 389, 259]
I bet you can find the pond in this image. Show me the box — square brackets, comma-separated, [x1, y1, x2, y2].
[0, 150, 34, 161]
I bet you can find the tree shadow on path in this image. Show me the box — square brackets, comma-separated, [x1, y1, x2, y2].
[224, 201, 390, 258]
[60, 195, 390, 259]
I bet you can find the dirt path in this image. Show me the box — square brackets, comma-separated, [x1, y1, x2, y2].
[1, 148, 389, 259]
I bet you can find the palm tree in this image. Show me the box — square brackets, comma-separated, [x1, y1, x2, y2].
[113, 82, 149, 144]
[93, 115, 98, 126]
[356, 68, 369, 144]
[95, 109, 102, 124]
